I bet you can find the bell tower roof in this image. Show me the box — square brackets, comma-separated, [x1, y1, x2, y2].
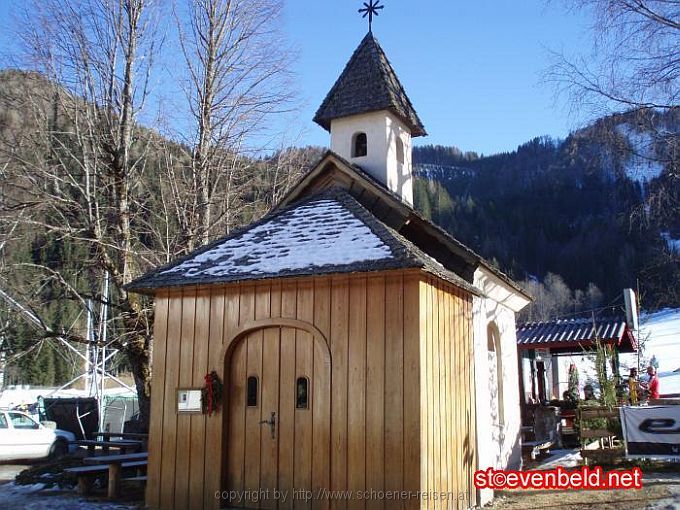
[313, 33, 427, 137]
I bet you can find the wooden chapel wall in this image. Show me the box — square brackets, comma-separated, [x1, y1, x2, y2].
[419, 276, 478, 510]
[145, 270, 424, 510]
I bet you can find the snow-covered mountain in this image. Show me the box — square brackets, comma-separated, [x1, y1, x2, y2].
[615, 123, 666, 186]
[415, 163, 476, 181]
[412, 108, 679, 310]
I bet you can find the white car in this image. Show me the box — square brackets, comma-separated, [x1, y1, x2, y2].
[0, 410, 76, 461]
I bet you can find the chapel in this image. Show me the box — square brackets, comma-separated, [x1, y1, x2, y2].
[128, 29, 530, 510]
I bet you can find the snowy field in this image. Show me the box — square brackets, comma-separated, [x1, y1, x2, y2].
[617, 123, 666, 186]
[553, 308, 680, 396]
[638, 308, 680, 371]
[658, 372, 680, 395]
[0, 464, 139, 509]
[620, 308, 680, 395]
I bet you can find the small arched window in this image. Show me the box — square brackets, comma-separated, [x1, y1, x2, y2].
[352, 132, 367, 158]
[396, 137, 405, 164]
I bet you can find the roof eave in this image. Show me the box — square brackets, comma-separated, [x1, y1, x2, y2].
[313, 108, 427, 138]
[275, 151, 526, 291]
[517, 337, 637, 353]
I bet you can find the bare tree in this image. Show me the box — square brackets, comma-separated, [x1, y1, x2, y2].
[545, 1, 678, 197]
[0, 0, 302, 428]
[0, 0, 160, 427]
[175, 0, 294, 248]
[265, 145, 325, 206]
[548, 0, 679, 113]
[518, 273, 605, 322]
[546, 1, 679, 308]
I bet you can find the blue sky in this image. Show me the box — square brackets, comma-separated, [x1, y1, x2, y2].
[281, 1, 594, 155]
[0, 1, 595, 155]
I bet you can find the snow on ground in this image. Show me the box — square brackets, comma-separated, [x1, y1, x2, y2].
[616, 123, 665, 185]
[636, 308, 680, 373]
[618, 308, 680, 396]
[414, 163, 476, 180]
[0, 483, 139, 509]
[534, 449, 583, 469]
[649, 485, 680, 510]
[557, 308, 680, 396]
[0, 387, 136, 409]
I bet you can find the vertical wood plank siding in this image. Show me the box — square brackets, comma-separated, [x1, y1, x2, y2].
[145, 292, 169, 509]
[146, 271, 477, 510]
[419, 277, 477, 510]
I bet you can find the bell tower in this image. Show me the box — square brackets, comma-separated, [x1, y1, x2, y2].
[313, 32, 426, 206]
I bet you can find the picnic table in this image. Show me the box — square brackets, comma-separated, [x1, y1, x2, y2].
[91, 432, 149, 449]
[93, 431, 148, 441]
[76, 439, 144, 455]
[80, 451, 148, 498]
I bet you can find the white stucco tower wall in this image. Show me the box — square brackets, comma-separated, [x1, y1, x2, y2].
[330, 111, 414, 206]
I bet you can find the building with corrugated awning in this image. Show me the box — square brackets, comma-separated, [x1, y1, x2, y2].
[516, 314, 637, 405]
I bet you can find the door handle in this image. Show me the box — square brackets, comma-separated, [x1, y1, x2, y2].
[259, 412, 276, 439]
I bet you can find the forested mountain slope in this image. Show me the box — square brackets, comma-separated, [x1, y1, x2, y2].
[413, 108, 679, 311]
[0, 68, 677, 385]
[0, 70, 317, 386]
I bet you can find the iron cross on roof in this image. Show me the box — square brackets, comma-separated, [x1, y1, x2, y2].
[359, 0, 384, 32]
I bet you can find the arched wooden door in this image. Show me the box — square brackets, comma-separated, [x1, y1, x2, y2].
[226, 325, 331, 509]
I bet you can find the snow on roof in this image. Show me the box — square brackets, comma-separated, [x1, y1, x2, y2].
[126, 190, 446, 292]
[163, 198, 393, 278]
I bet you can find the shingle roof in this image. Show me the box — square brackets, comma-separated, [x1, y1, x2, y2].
[126, 189, 478, 294]
[276, 150, 532, 300]
[313, 33, 426, 137]
[516, 316, 637, 353]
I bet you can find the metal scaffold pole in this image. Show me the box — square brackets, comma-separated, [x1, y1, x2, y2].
[98, 272, 109, 432]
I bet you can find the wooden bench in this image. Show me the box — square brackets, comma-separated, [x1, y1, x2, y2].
[122, 475, 148, 482]
[66, 464, 111, 495]
[78, 452, 148, 498]
[94, 432, 148, 450]
[94, 431, 149, 440]
[76, 439, 144, 455]
[66, 459, 147, 496]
